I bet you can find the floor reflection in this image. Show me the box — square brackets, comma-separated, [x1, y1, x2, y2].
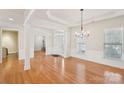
[76, 64, 86, 83]
[1, 51, 124, 83]
[104, 71, 123, 84]
[53, 57, 65, 74]
[61, 58, 65, 75]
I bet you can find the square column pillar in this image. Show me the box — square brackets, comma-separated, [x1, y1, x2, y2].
[24, 25, 31, 70]
[63, 28, 71, 58]
[0, 28, 2, 63]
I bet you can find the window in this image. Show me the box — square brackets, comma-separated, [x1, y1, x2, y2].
[104, 28, 123, 59]
[76, 37, 86, 53]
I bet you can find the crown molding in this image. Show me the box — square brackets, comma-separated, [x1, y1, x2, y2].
[71, 10, 124, 27]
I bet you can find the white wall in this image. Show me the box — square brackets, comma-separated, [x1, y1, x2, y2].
[71, 15, 124, 53]
[70, 15, 124, 69]
[2, 30, 18, 54]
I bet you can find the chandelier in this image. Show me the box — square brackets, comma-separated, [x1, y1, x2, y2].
[75, 9, 89, 38]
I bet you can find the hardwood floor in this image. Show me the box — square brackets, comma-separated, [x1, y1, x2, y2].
[0, 51, 124, 84]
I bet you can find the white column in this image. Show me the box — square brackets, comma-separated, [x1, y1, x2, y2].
[64, 28, 71, 57]
[18, 28, 25, 60]
[24, 25, 31, 70]
[122, 30, 124, 60]
[0, 28, 2, 63]
[29, 30, 34, 58]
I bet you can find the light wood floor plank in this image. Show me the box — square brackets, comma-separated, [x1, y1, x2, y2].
[0, 51, 124, 84]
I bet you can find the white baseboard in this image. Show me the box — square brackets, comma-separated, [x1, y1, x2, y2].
[8, 51, 18, 54]
[71, 50, 124, 69]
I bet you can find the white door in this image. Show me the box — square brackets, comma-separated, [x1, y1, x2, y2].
[0, 28, 2, 63]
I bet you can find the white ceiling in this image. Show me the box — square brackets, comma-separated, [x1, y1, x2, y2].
[0, 9, 25, 28]
[29, 9, 124, 30]
[0, 9, 124, 30]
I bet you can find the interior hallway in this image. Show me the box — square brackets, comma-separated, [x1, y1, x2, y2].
[0, 51, 124, 84]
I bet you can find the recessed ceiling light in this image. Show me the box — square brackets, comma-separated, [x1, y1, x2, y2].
[9, 18, 14, 21]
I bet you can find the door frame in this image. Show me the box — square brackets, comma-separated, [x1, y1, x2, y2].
[34, 35, 46, 52]
[0, 27, 20, 63]
[53, 31, 65, 56]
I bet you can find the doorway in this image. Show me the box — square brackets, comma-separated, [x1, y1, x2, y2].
[34, 35, 46, 54]
[1, 30, 18, 61]
[52, 31, 64, 56]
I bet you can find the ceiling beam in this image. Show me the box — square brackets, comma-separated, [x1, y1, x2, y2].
[31, 24, 55, 31]
[24, 9, 35, 26]
[46, 10, 71, 26]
